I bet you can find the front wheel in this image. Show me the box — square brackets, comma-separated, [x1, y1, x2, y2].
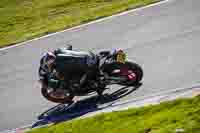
[41, 87, 74, 104]
[103, 61, 143, 86]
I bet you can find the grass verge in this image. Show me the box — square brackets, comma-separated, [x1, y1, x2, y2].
[0, 0, 159, 48]
[27, 96, 200, 133]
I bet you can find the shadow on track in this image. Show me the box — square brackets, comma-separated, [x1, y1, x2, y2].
[32, 83, 142, 128]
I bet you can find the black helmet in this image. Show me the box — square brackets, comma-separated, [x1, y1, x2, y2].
[44, 51, 56, 66]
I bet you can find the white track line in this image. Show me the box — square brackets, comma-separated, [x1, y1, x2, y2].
[112, 84, 200, 106]
[0, 0, 170, 51]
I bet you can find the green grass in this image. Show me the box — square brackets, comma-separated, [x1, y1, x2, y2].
[0, 0, 159, 48]
[27, 96, 200, 133]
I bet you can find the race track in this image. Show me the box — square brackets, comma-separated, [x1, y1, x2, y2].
[1, 0, 200, 131]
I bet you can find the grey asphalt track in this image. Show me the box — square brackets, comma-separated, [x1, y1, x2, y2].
[1, 0, 200, 131]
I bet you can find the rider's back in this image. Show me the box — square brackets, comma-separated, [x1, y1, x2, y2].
[54, 48, 91, 79]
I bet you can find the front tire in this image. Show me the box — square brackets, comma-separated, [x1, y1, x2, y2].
[41, 87, 74, 104]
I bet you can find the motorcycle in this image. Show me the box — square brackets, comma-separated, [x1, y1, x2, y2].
[41, 49, 143, 104]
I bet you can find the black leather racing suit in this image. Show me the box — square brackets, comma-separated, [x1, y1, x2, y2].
[39, 47, 98, 90]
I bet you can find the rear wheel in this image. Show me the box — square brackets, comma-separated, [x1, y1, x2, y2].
[103, 61, 143, 86]
[41, 87, 74, 104]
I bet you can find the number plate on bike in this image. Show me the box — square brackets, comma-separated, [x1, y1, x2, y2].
[116, 51, 126, 64]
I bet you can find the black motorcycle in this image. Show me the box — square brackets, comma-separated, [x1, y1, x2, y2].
[41, 50, 143, 104]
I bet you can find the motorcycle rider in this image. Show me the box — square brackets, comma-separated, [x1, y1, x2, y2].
[38, 45, 118, 94]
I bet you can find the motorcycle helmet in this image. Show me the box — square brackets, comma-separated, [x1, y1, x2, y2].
[45, 51, 56, 66]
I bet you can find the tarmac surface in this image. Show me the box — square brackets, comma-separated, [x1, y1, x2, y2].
[1, 0, 200, 131]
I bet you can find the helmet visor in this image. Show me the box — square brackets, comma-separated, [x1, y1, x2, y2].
[47, 59, 55, 65]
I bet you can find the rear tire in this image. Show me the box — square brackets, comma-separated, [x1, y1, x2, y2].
[103, 61, 143, 86]
[122, 61, 143, 85]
